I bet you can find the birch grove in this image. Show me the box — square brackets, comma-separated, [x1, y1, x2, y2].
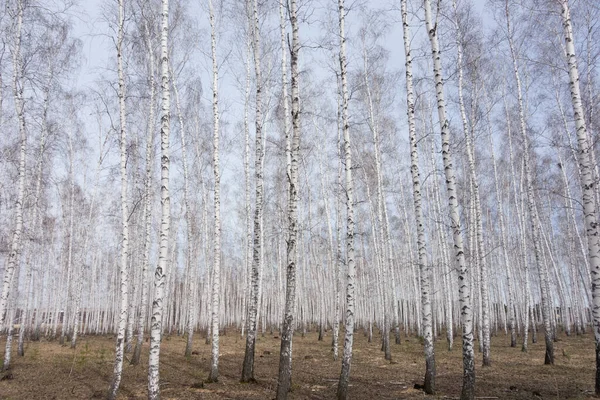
[1, 0, 600, 398]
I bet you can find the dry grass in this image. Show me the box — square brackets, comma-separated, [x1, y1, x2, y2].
[0, 328, 595, 399]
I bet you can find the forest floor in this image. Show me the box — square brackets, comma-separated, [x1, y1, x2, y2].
[0, 327, 596, 399]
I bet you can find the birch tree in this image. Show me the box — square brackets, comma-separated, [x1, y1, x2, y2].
[148, 0, 170, 396]
[452, 1, 490, 366]
[276, 0, 300, 396]
[423, 0, 475, 398]
[401, 0, 435, 392]
[241, 0, 265, 383]
[208, 0, 222, 382]
[560, 0, 600, 392]
[503, 0, 554, 365]
[337, 0, 357, 397]
[0, 0, 26, 331]
[107, 0, 131, 395]
[132, 13, 156, 367]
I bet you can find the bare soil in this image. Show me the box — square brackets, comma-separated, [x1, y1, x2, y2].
[0, 328, 595, 399]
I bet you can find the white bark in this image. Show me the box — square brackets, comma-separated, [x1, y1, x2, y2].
[171, 67, 194, 357]
[241, 22, 252, 339]
[423, 1, 474, 398]
[208, 0, 221, 382]
[452, 2, 490, 366]
[560, 0, 600, 392]
[108, 0, 130, 395]
[401, 0, 435, 391]
[276, 0, 300, 397]
[241, 0, 265, 382]
[18, 72, 51, 354]
[132, 16, 156, 366]
[505, 0, 553, 364]
[148, 0, 170, 397]
[0, 0, 26, 330]
[337, 0, 356, 397]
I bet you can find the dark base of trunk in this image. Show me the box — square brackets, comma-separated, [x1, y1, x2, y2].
[130, 341, 142, 365]
[184, 333, 193, 358]
[460, 367, 475, 400]
[337, 369, 350, 400]
[595, 344, 600, 396]
[383, 334, 391, 360]
[207, 369, 219, 383]
[424, 355, 435, 394]
[276, 339, 292, 399]
[544, 334, 554, 365]
[241, 337, 256, 383]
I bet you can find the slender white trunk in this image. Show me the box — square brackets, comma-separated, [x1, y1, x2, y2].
[360, 35, 395, 357]
[108, 0, 130, 395]
[452, 3, 490, 366]
[60, 161, 75, 347]
[241, 0, 265, 382]
[337, 0, 356, 397]
[171, 66, 194, 356]
[241, 24, 252, 339]
[401, 0, 435, 391]
[208, 0, 221, 382]
[334, 86, 343, 356]
[423, 1, 474, 398]
[148, 0, 170, 397]
[132, 17, 156, 366]
[505, 0, 553, 364]
[276, 0, 300, 397]
[560, 0, 600, 392]
[3, 281, 18, 370]
[0, 0, 25, 330]
[17, 74, 51, 354]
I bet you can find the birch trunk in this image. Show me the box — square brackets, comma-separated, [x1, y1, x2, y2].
[276, 0, 300, 396]
[0, 0, 26, 330]
[108, 0, 130, 395]
[208, 0, 222, 381]
[505, 0, 553, 365]
[171, 67, 194, 357]
[337, 0, 357, 397]
[108, 0, 129, 400]
[452, 4, 490, 366]
[241, 0, 265, 382]
[401, 0, 435, 391]
[484, 84, 516, 348]
[241, 20, 252, 339]
[423, 1, 474, 397]
[361, 34, 396, 356]
[560, 0, 600, 392]
[18, 74, 51, 355]
[334, 86, 343, 357]
[148, 0, 170, 396]
[132, 16, 156, 366]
